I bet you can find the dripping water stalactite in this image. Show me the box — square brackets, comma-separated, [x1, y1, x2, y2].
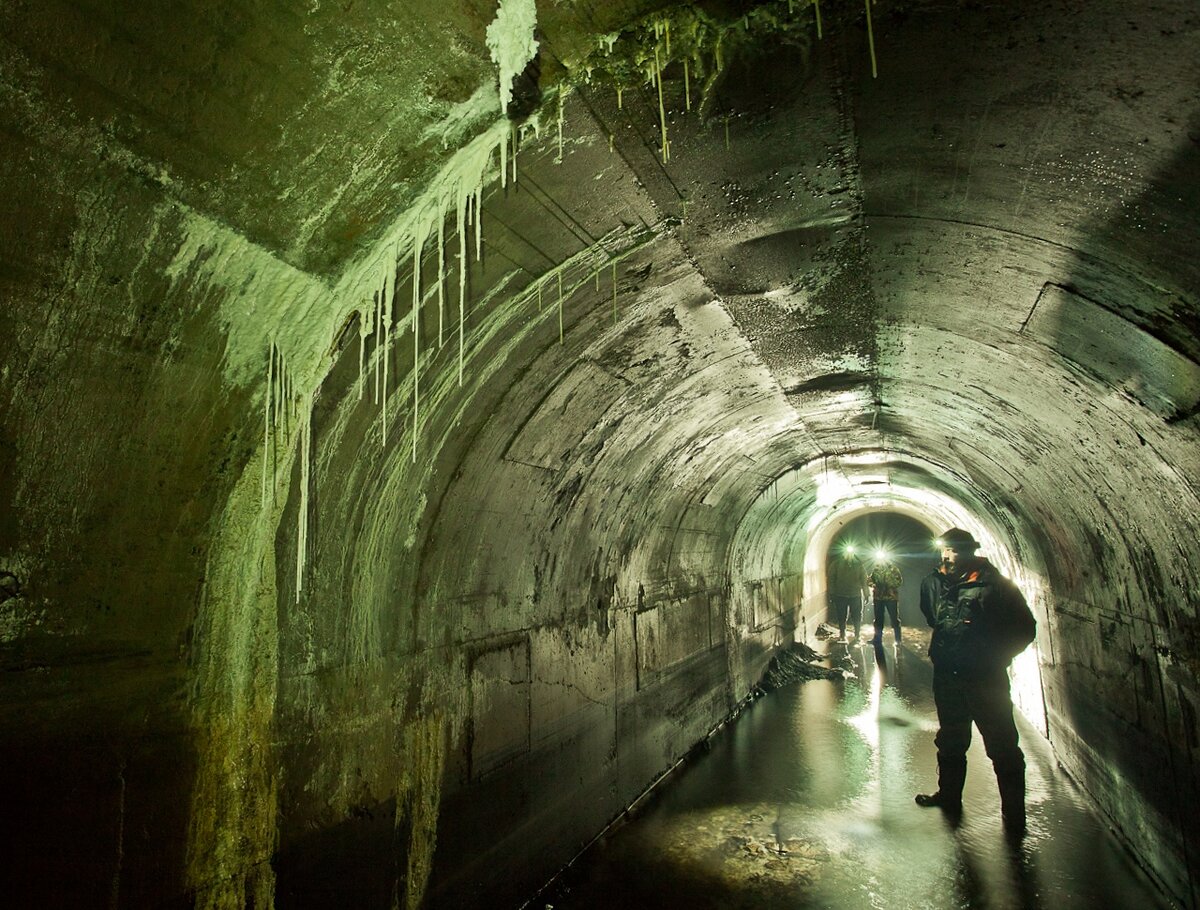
[458, 186, 468, 387]
[474, 184, 483, 262]
[654, 45, 670, 164]
[294, 396, 311, 605]
[262, 339, 273, 510]
[382, 251, 396, 450]
[358, 316, 367, 402]
[556, 90, 565, 163]
[261, 339, 297, 513]
[865, 0, 878, 78]
[437, 212, 445, 349]
[373, 289, 383, 406]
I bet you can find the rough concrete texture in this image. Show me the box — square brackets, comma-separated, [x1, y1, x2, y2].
[0, 0, 1197, 908]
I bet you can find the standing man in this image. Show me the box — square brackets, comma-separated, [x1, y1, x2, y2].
[828, 546, 868, 641]
[868, 555, 904, 643]
[915, 528, 1037, 833]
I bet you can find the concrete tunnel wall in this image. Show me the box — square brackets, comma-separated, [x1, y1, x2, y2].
[275, 242, 812, 908]
[1, 0, 1199, 908]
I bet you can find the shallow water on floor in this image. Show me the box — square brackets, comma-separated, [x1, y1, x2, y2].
[543, 641, 1168, 910]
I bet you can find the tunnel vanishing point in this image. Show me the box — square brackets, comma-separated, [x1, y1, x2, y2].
[1, 0, 1198, 907]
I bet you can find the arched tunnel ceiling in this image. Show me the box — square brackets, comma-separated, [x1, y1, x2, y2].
[306, 0, 1200, 558]
[3, 0, 1200, 906]
[2, 0, 1198, 725]
[6, 0, 1195, 492]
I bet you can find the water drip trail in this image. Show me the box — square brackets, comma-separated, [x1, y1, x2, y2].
[437, 213, 445, 348]
[412, 237, 423, 463]
[271, 344, 281, 504]
[500, 126, 508, 189]
[262, 341, 272, 508]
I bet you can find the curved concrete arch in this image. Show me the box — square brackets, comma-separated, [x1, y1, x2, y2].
[2, 0, 1198, 907]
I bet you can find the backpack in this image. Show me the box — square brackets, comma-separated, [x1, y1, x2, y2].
[992, 575, 1036, 662]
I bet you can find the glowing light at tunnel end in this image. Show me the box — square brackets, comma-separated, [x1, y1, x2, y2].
[796, 456, 1049, 737]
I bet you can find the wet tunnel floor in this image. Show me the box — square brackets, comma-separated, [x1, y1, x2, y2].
[541, 639, 1168, 910]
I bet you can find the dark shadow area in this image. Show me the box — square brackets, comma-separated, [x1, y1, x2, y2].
[273, 799, 402, 910]
[1052, 108, 1200, 910]
[1, 727, 193, 909]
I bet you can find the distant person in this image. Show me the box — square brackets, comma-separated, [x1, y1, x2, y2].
[868, 556, 903, 643]
[827, 548, 868, 641]
[915, 528, 1037, 834]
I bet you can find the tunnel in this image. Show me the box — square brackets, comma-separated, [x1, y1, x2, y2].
[1, 0, 1197, 907]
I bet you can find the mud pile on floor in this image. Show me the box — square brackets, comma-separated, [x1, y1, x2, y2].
[640, 803, 832, 898]
[813, 622, 841, 640]
[756, 642, 847, 693]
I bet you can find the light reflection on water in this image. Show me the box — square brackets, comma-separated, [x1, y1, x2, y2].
[544, 643, 1168, 910]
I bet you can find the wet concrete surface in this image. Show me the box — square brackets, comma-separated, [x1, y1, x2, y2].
[541, 634, 1168, 910]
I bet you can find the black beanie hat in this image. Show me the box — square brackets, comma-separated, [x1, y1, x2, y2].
[939, 528, 980, 551]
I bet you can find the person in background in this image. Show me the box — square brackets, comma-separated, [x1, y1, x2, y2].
[915, 528, 1037, 835]
[869, 556, 904, 643]
[828, 547, 868, 641]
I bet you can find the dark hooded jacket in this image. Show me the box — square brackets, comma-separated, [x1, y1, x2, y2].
[919, 567, 948, 628]
[928, 559, 1036, 676]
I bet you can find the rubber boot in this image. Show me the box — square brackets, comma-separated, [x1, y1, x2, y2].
[998, 769, 1026, 833]
[937, 758, 967, 811]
